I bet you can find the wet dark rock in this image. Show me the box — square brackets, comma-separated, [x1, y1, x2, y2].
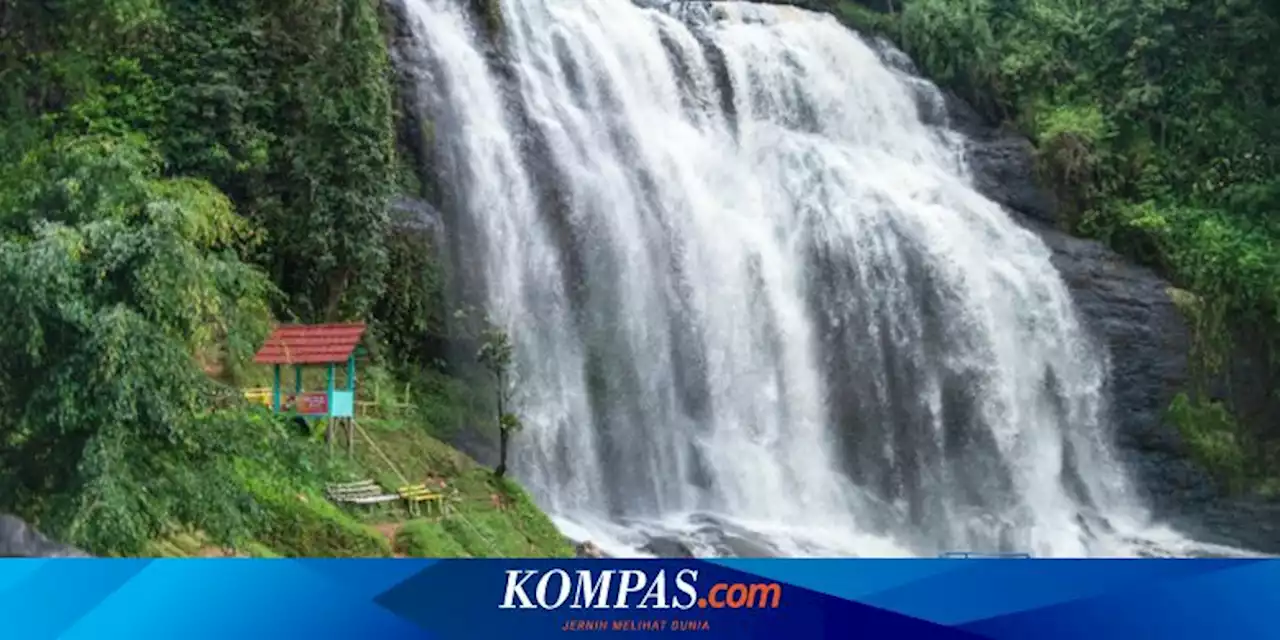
[1173, 498, 1280, 555]
[966, 133, 1056, 225]
[840, 0, 899, 12]
[643, 537, 697, 558]
[0, 514, 90, 558]
[943, 94, 1058, 225]
[390, 195, 444, 242]
[708, 530, 776, 558]
[754, 0, 891, 14]
[1027, 220, 1217, 510]
[945, 92, 1237, 535]
[575, 540, 608, 558]
[684, 514, 782, 557]
[384, 0, 437, 206]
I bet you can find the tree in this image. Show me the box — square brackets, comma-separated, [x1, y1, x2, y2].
[476, 325, 522, 478]
[0, 133, 275, 552]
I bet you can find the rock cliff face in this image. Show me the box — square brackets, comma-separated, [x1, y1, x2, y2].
[945, 95, 1211, 500]
[1029, 223, 1216, 504]
[381, 0, 1274, 553]
[861, 27, 1229, 533]
[945, 91, 1280, 552]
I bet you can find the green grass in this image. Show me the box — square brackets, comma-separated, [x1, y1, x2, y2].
[395, 519, 470, 557]
[139, 412, 571, 559]
[144, 534, 284, 558]
[354, 418, 573, 558]
[239, 541, 285, 558]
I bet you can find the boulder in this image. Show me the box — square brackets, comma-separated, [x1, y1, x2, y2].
[575, 540, 607, 558]
[0, 514, 90, 558]
[390, 195, 444, 241]
[642, 537, 697, 558]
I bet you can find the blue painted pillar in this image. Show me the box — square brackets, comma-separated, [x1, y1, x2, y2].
[272, 365, 281, 412]
[295, 365, 303, 394]
[347, 355, 356, 391]
[326, 362, 335, 417]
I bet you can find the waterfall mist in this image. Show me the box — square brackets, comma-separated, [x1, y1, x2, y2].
[396, 0, 1240, 557]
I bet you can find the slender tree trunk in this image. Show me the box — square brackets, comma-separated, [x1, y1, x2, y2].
[496, 428, 509, 478]
[494, 372, 507, 477]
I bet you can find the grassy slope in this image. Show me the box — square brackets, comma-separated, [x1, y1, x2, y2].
[146, 413, 571, 559]
[350, 417, 573, 558]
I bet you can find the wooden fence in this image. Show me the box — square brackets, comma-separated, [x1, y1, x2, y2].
[239, 385, 412, 418]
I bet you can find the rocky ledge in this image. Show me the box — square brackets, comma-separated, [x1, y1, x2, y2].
[945, 89, 1280, 554]
[0, 514, 90, 558]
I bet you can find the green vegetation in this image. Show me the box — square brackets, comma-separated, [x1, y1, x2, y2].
[9, 0, 1273, 555]
[0, 0, 559, 556]
[823, 0, 1280, 492]
[396, 519, 470, 557]
[144, 416, 571, 559]
[358, 417, 572, 558]
[477, 325, 523, 478]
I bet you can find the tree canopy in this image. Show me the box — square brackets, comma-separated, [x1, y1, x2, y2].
[0, 0, 444, 552]
[0, 133, 277, 551]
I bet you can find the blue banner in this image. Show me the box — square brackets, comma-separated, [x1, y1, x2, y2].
[1, 559, 1276, 639]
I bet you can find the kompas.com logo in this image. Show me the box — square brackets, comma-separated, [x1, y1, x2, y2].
[499, 568, 782, 610]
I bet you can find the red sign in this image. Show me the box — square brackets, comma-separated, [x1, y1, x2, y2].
[281, 392, 329, 415]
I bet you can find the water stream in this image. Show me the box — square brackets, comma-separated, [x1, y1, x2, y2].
[397, 0, 1253, 558]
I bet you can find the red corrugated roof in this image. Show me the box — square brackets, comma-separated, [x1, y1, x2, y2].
[253, 323, 367, 365]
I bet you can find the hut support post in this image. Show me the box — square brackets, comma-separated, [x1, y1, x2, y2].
[272, 366, 281, 412]
[326, 363, 335, 455]
[346, 355, 357, 456]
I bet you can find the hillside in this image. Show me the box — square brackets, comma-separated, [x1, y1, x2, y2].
[3, 0, 1278, 557]
[0, 0, 565, 557]
[145, 414, 572, 559]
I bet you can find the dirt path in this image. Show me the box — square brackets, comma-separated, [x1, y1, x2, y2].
[195, 546, 246, 558]
[374, 522, 407, 558]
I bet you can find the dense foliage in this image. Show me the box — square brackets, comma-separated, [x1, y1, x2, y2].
[1, 0, 444, 326]
[0, 0, 460, 552]
[828, 0, 1280, 490]
[0, 134, 268, 552]
[6, 0, 1276, 555]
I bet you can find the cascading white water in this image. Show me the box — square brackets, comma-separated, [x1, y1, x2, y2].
[397, 0, 1246, 557]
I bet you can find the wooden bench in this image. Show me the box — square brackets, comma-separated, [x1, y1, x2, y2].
[243, 388, 272, 407]
[326, 480, 400, 506]
[397, 484, 444, 516]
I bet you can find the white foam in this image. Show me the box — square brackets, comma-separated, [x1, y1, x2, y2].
[397, 0, 1251, 558]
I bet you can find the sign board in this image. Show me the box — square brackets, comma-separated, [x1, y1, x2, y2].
[281, 392, 329, 416]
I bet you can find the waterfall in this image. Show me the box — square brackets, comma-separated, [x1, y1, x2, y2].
[396, 0, 1234, 557]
